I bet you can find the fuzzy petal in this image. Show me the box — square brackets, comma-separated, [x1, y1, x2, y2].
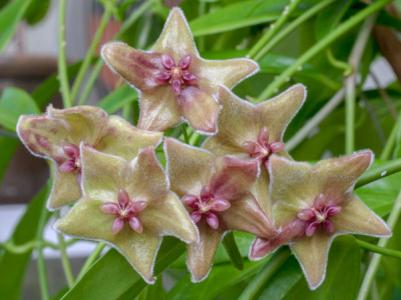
[187, 222, 222, 282]
[101, 42, 163, 90]
[137, 87, 181, 132]
[291, 233, 332, 290]
[56, 198, 161, 284]
[127, 147, 169, 202]
[251, 168, 272, 217]
[48, 165, 81, 209]
[198, 58, 258, 88]
[208, 156, 258, 201]
[178, 86, 220, 134]
[165, 138, 215, 196]
[152, 8, 198, 59]
[221, 194, 276, 238]
[81, 145, 127, 203]
[96, 115, 162, 161]
[332, 195, 391, 237]
[141, 192, 199, 243]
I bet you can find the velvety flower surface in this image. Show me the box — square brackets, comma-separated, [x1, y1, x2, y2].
[101, 8, 258, 134]
[56, 145, 198, 284]
[164, 138, 276, 282]
[17, 105, 162, 209]
[250, 151, 391, 289]
[203, 85, 306, 216]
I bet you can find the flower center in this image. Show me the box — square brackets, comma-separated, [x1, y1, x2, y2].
[242, 127, 285, 167]
[155, 54, 197, 95]
[101, 189, 147, 234]
[297, 194, 342, 237]
[58, 144, 81, 173]
[182, 188, 231, 230]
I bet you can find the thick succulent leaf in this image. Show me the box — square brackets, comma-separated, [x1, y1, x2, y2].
[81, 145, 127, 203]
[141, 191, 199, 243]
[187, 222, 222, 282]
[290, 233, 332, 290]
[56, 198, 161, 284]
[332, 195, 391, 237]
[221, 194, 276, 238]
[179, 86, 220, 134]
[165, 138, 215, 196]
[96, 115, 162, 161]
[137, 87, 181, 132]
[152, 7, 198, 59]
[127, 147, 169, 202]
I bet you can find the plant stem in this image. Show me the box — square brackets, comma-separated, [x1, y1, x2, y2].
[257, 0, 390, 100]
[238, 248, 290, 300]
[248, 0, 302, 59]
[58, 0, 72, 108]
[326, 49, 352, 75]
[36, 207, 50, 300]
[345, 15, 376, 154]
[355, 158, 401, 188]
[357, 189, 401, 300]
[77, 242, 106, 280]
[286, 88, 345, 151]
[71, 1, 114, 104]
[56, 212, 74, 288]
[222, 232, 243, 270]
[381, 109, 401, 160]
[356, 239, 401, 260]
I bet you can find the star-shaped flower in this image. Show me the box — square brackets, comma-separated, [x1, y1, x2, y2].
[101, 7, 258, 134]
[203, 85, 306, 216]
[164, 138, 276, 282]
[56, 145, 198, 284]
[17, 106, 162, 209]
[249, 151, 391, 289]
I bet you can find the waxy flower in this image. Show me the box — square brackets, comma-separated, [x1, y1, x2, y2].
[101, 8, 258, 134]
[203, 85, 306, 216]
[164, 138, 276, 282]
[249, 151, 391, 289]
[17, 106, 162, 209]
[56, 145, 198, 283]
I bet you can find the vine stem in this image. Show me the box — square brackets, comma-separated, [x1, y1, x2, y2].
[77, 242, 106, 280]
[58, 0, 72, 108]
[222, 232, 243, 270]
[381, 110, 401, 160]
[71, 0, 115, 104]
[56, 211, 74, 287]
[36, 203, 50, 300]
[238, 248, 290, 300]
[356, 239, 401, 260]
[345, 15, 377, 154]
[257, 0, 391, 100]
[248, 0, 302, 59]
[355, 158, 401, 188]
[79, 0, 153, 105]
[357, 189, 401, 300]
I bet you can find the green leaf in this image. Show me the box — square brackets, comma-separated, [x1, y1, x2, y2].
[0, 184, 50, 300]
[98, 85, 138, 114]
[0, 0, 32, 52]
[24, 0, 50, 25]
[189, 0, 286, 36]
[0, 87, 39, 131]
[61, 238, 185, 300]
[261, 236, 361, 300]
[0, 136, 18, 182]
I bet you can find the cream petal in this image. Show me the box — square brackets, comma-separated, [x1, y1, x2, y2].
[165, 138, 215, 196]
[96, 115, 162, 161]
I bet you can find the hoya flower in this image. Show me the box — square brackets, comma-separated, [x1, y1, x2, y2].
[56, 145, 198, 284]
[101, 8, 258, 134]
[249, 151, 391, 289]
[203, 85, 306, 215]
[17, 106, 162, 209]
[164, 138, 276, 282]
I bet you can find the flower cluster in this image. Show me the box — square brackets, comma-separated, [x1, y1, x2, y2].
[17, 8, 390, 288]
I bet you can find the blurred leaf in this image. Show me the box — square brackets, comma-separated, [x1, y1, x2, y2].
[381, 217, 401, 290]
[0, 0, 32, 52]
[0, 137, 18, 182]
[0, 88, 39, 131]
[189, 0, 286, 36]
[377, 10, 401, 32]
[98, 85, 138, 114]
[135, 277, 166, 300]
[167, 260, 265, 300]
[24, 0, 50, 25]
[62, 238, 184, 300]
[0, 184, 50, 300]
[261, 236, 360, 300]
